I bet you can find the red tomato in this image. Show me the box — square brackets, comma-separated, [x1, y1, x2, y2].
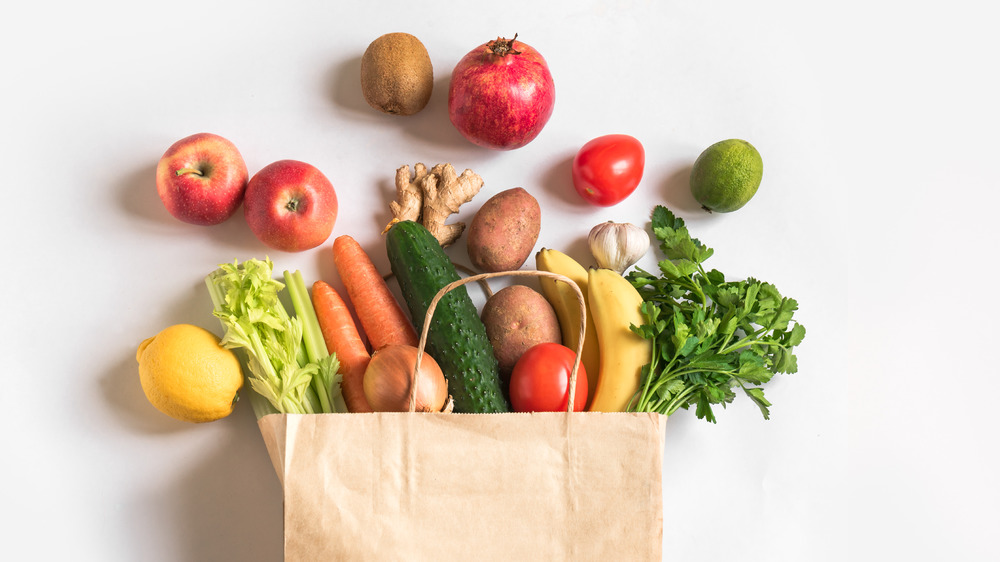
[571, 134, 645, 206]
[509, 343, 588, 412]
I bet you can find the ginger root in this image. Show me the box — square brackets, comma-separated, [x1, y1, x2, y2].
[385, 162, 484, 247]
[390, 163, 428, 225]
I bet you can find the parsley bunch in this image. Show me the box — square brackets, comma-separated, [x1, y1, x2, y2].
[625, 206, 805, 422]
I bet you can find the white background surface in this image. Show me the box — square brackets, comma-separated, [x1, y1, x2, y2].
[2, 1, 996, 560]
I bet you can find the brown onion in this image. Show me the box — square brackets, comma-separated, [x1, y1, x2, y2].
[363, 344, 448, 412]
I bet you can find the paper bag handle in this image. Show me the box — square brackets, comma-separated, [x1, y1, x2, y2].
[410, 270, 587, 415]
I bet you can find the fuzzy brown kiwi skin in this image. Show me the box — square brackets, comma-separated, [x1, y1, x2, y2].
[360, 32, 434, 116]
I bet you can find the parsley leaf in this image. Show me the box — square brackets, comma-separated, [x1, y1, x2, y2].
[626, 206, 806, 422]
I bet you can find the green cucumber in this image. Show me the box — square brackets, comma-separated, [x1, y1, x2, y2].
[385, 221, 509, 413]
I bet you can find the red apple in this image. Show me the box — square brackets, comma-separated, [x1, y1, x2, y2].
[244, 160, 338, 252]
[155, 133, 249, 225]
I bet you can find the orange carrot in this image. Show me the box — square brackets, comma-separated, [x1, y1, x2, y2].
[333, 234, 419, 350]
[312, 280, 372, 413]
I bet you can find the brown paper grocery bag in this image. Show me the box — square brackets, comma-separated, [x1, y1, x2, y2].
[257, 269, 666, 560]
[258, 411, 666, 561]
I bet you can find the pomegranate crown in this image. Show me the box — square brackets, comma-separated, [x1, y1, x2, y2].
[487, 33, 521, 56]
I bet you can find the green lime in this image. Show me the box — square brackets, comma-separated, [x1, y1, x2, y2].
[689, 139, 763, 213]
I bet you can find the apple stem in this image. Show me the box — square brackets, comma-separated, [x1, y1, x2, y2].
[175, 167, 204, 177]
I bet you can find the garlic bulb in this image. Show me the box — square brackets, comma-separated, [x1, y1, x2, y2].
[588, 221, 650, 274]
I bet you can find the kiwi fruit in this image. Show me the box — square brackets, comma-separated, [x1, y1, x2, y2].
[360, 32, 433, 116]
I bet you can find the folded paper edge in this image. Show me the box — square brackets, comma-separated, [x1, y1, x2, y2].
[257, 413, 288, 486]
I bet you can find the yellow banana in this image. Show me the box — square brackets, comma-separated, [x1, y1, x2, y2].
[586, 268, 651, 412]
[535, 248, 601, 407]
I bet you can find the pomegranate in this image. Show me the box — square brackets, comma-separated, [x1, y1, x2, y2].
[448, 34, 555, 150]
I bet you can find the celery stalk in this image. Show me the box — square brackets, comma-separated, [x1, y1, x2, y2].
[283, 270, 334, 414]
[283, 269, 346, 413]
[283, 270, 328, 364]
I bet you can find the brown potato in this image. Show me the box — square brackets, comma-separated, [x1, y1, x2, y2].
[481, 285, 562, 378]
[467, 187, 541, 272]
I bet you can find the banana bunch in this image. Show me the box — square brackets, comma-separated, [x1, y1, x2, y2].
[536, 249, 651, 412]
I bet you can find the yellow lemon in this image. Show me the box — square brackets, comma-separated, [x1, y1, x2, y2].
[136, 324, 243, 423]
